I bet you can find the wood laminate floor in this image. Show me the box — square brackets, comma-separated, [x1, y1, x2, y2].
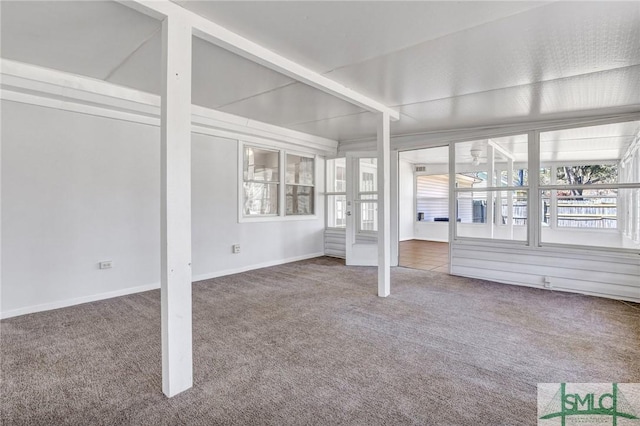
[399, 240, 449, 273]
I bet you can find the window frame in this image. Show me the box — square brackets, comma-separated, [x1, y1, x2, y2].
[537, 121, 640, 252]
[452, 135, 531, 245]
[238, 141, 317, 223]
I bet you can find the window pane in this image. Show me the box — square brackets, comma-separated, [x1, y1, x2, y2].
[327, 195, 346, 228]
[244, 147, 279, 182]
[326, 158, 346, 192]
[541, 188, 640, 250]
[455, 135, 528, 187]
[620, 187, 640, 247]
[540, 121, 640, 185]
[358, 201, 378, 232]
[286, 185, 314, 215]
[456, 190, 528, 241]
[555, 165, 618, 185]
[359, 158, 377, 192]
[542, 189, 618, 229]
[243, 183, 278, 215]
[286, 154, 314, 185]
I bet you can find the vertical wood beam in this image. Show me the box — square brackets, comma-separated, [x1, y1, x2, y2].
[377, 112, 391, 297]
[390, 150, 399, 267]
[160, 14, 193, 398]
[528, 131, 541, 247]
[487, 144, 495, 238]
[550, 165, 558, 229]
[507, 158, 514, 239]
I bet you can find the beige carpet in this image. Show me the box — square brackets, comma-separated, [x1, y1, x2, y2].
[2, 257, 639, 425]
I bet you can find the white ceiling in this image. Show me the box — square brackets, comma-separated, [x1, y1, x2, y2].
[1, 1, 639, 143]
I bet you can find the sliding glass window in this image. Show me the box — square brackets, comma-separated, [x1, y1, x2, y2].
[539, 121, 640, 250]
[454, 135, 529, 242]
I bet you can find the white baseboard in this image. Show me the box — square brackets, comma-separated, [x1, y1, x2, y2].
[192, 252, 325, 282]
[0, 282, 160, 320]
[413, 237, 449, 243]
[1, 252, 325, 320]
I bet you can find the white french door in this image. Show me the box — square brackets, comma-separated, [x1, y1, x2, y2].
[345, 152, 379, 266]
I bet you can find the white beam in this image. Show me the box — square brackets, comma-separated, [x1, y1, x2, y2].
[160, 13, 193, 398]
[487, 139, 515, 161]
[487, 144, 495, 238]
[507, 157, 514, 238]
[377, 112, 391, 297]
[118, 0, 399, 121]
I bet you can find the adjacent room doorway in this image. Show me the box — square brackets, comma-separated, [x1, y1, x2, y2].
[398, 146, 451, 273]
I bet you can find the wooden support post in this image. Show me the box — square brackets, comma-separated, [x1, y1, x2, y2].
[377, 112, 391, 297]
[160, 14, 193, 398]
[487, 144, 495, 238]
[507, 158, 514, 238]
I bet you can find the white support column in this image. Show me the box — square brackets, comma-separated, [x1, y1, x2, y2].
[160, 14, 193, 398]
[528, 131, 541, 247]
[390, 149, 399, 267]
[507, 158, 514, 239]
[550, 166, 558, 229]
[377, 112, 391, 297]
[487, 144, 495, 238]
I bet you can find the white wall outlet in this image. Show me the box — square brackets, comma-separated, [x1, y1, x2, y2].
[543, 276, 552, 288]
[99, 261, 113, 269]
[232, 244, 240, 254]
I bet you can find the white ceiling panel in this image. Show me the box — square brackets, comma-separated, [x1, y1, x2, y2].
[109, 35, 297, 105]
[325, 1, 640, 107]
[107, 30, 162, 94]
[219, 82, 366, 128]
[400, 146, 449, 165]
[191, 37, 296, 109]
[175, 1, 549, 72]
[0, 1, 161, 81]
[287, 112, 379, 142]
[396, 66, 640, 135]
[540, 121, 640, 162]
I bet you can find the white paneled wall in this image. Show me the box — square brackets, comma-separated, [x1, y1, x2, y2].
[1, 101, 325, 318]
[451, 241, 640, 302]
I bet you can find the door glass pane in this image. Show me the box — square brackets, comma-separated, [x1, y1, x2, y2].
[327, 158, 346, 192]
[359, 158, 377, 192]
[327, 195, 346, 228]
[358, 201, 378, 232]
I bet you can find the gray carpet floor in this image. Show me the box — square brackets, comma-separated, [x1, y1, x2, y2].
[2, 257, 639, 425]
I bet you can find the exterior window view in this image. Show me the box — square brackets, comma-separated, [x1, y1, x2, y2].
[1, 1, 638, 425]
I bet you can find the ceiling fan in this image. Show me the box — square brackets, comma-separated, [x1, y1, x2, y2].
[470, 148, 483, 166]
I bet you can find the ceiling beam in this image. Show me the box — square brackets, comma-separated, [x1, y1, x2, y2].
[117, 0, 400, 121]
[487, 139, 515, 161]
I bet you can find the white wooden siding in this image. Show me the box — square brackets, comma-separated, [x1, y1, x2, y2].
[451, 241, 640, 302]
[324, 229, 377, 259]
[325, 229, 346, 258]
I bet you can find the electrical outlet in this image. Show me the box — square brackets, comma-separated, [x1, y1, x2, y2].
[543, 276, 552, 288]
[99, 261, 113, 269]
[232, 244, 240, 254]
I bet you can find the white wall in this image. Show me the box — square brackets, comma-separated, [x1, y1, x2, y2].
[1, 101, 325, 317]
[398, 159, 414, 241]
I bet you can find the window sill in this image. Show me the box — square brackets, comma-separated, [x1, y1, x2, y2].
[239, 215, 319, 224]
